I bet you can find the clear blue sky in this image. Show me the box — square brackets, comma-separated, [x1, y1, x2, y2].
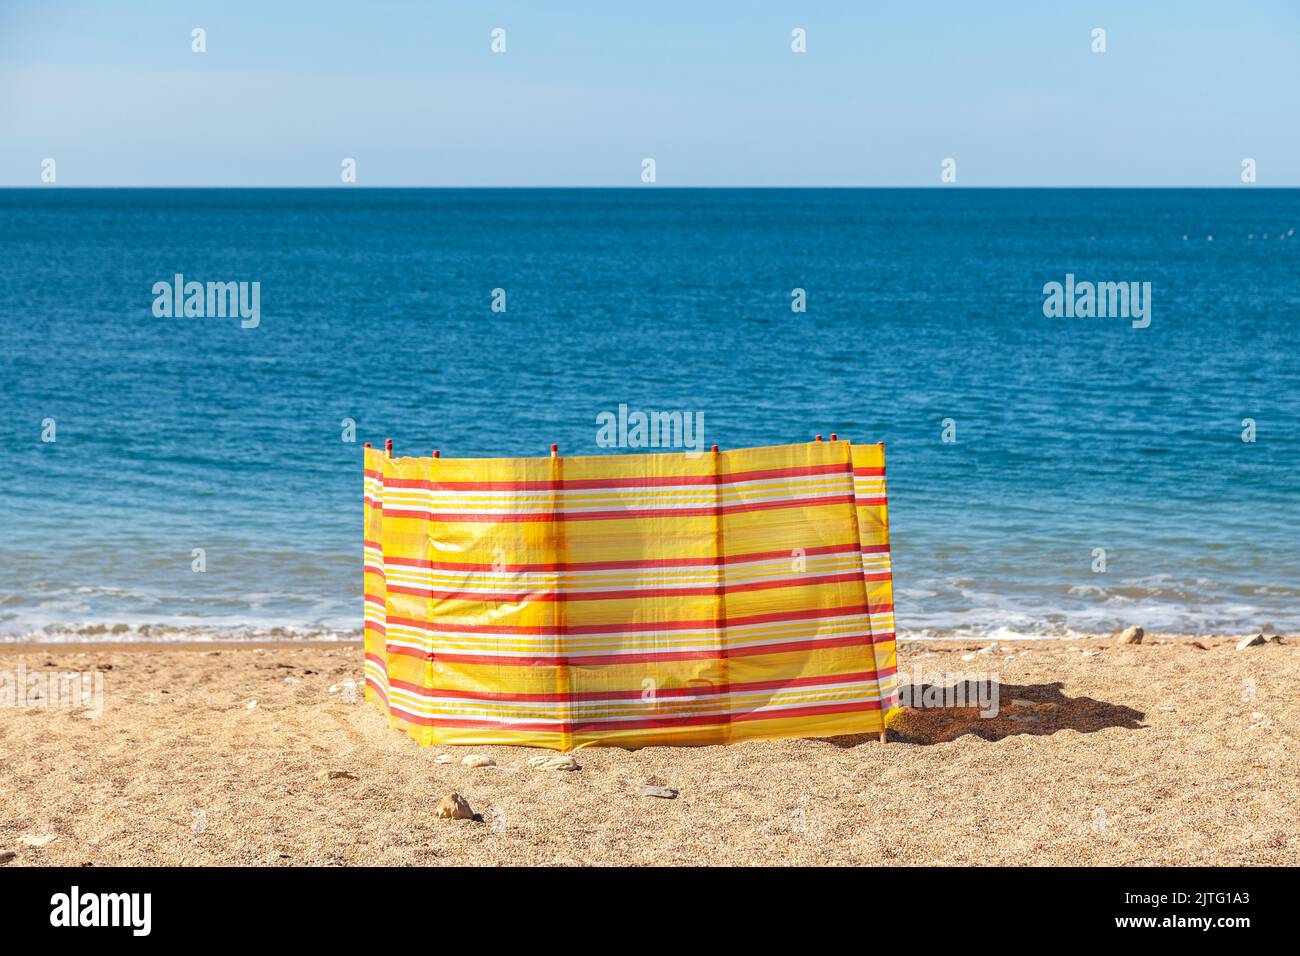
[2, 0, 1297, 186]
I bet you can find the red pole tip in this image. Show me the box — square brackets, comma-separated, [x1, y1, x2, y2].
[711, 444, 719, 453]
[550, 443, 558, 457]
[384, 439, 393, 456]
[363, 442, 371, 448]
[814, 434, 822, 442]
[830, 433, 838, 441]
[432, 450, 440, 458]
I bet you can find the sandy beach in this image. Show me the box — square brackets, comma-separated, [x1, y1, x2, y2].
[1, 635, 1294, 867]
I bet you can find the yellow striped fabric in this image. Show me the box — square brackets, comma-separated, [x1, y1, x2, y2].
[363, 440, 897, 750]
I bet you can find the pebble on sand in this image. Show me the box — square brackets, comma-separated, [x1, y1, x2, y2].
[434, 793, 476, 820]
[1236, 633, 1267, 650]
[324, 770, 358, 781]
[245, 699, 258, 710]
[19, 834, 57, 848]
[638, 786, 679, 799]
[0, 851, 14, 865]
[434, 754, 455, 764]
[1116, 626, 1144, 645]
[462, 755, 496, 768]
[527, 755, 579, 771]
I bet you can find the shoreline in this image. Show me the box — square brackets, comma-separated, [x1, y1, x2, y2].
[0, 631, 1282, 652]
[0, 629, 1279, 650]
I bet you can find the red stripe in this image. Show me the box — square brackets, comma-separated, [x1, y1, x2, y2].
[384, 570, 868, 604]
[370, 461, 851, 492]
[384, 632, 876, 668]
[382, 669, 878, 703]
[376, 698, 881, 733]
[382, 493, 856, 523]
[380, 602, 885, 636]
[852, 467, 886, 477]
[370, 606, 894, 637]
[376, 541, 862, 573]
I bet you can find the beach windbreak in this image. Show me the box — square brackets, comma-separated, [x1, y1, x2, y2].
[363, 440, 897, 750]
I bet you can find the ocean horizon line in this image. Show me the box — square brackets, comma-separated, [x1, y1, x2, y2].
[5, 184, 1298, 191]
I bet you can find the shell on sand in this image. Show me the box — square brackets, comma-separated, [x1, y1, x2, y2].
[434, 793, 475, 820]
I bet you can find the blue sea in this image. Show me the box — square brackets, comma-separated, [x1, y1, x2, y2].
[2, 188, 1297, 640]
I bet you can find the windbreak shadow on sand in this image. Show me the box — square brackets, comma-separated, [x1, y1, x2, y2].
[830, 681, 1146, 746]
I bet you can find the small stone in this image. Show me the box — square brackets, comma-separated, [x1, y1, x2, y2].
[1010, 698, 1035, 708]
[1116, 626, 1144, 645]
[328, 684, 340, 693]
[434, 754, 455, 764]
[1082, 650, 1101, 658]
[1160, 706, 1177, 713]
[1236, 633, 1267, 650]
[434, 793, 475, 820]
[977, 642, 997, 655]
[245, 699, 258, 710]
[1250, 711, 1264, 720]
[960, 653, 976, 662]
[0, 851, 14, 865]
[528, 754, 579, 771]
[325, 770, 358, 781]
[638, 786, 679, 799]
[19, 834, 56, 848]
[462, 755, 496, 768]
[283, 677, 300, 685]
